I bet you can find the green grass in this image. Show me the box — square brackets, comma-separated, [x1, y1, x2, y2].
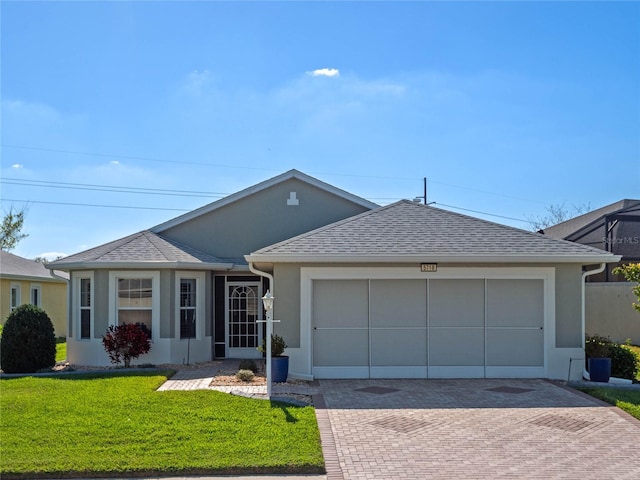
[55, 341, 66, 362]
[0, 371, 324, 478]
[578, 387, 640, 421]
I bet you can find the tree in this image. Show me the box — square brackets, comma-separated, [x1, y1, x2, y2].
[0, 206, 28, 251]
[612, 263, 640, 313]
[527, 202, 591, 232]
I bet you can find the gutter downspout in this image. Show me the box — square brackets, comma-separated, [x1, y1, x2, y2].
[248, 263, 274, 295]
[581, 263, 606, 380]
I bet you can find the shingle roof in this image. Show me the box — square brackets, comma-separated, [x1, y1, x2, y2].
[246, 200, 620, 263]
[543, 199, 640, 240]
[1, 251, 68, 281]
[48, 230, 232, 269]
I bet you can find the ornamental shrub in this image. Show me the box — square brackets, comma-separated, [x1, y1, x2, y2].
[0, 304, 56, 373]
[102, 323, 151, 368]
[610, 344, 639, 380]
[236, 369, 255, 382]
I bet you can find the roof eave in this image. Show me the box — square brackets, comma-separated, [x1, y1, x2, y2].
[46, 261, 235, 271]
[0, 273, 68, 283]
[244, 254, 622, 264]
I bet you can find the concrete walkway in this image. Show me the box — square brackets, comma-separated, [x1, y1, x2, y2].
[157, 364, 640, 480]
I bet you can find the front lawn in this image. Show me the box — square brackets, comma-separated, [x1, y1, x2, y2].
[578, 387, 640, 421]
[55, 339, 66, 362]
[0, 371, 324, 478]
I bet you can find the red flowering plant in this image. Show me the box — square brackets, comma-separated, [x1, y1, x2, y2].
[102, 323, 151, 368]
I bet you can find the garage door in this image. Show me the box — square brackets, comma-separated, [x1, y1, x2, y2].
[312, 278, 544, 379]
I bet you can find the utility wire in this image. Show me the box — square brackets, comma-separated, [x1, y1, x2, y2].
[0, 198, 191, 212]
[1, 178, 228, 198]
[434, 202, 528, 223]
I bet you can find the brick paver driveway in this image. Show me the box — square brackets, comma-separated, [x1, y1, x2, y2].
[315, 379, 640, 480]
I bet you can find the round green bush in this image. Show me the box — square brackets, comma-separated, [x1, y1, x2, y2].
[610, 344, 639, 380]
[0, 304, 56, 373]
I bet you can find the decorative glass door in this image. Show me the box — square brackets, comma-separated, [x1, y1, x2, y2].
[226, 283, 262, 358]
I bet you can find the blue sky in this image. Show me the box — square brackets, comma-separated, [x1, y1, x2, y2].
[1, 1, 639, 260]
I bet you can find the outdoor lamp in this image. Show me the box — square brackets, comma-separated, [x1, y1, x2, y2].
[261, 290, 275, 398]
[262, 290, 274, 313]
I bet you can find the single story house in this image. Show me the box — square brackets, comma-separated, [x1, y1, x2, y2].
[1, 251, 69, 336]
[49, 170, 619, 380]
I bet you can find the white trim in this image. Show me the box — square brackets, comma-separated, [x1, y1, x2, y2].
[225, 279, 263, 358]
[73, 272, 94, 341]
[175, 271, 206, 341]
[108, 271, 160, 341]
[30, 283, 42, 307]
[247, 254, 619, 264]
[428, 366, 485, 379]
[301, 266, 556, 380]
[370, 366, 429, 378]
[10, 283, 21, 311]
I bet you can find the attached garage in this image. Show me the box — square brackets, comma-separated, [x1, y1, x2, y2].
[245, 200, 620, 381]
[309, 269, 548, 379]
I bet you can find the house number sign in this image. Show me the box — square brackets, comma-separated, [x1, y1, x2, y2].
[420, 263, 438, 272]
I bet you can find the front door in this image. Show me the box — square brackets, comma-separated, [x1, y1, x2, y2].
[226, 282, 262, 358]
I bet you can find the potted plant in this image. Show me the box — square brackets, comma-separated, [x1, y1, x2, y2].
[585, 334, 612, 383]
[258, 333, 288, 383]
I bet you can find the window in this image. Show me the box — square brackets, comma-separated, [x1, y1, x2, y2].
[179, 279, 196, 339]
[30, 285, 42, 307]
[10, 284, 20, 311]
[109, 271, 159, 340]
[175, 271, 204, 340]
[80, 277, 92, 339]
[117, 278, 153, 337]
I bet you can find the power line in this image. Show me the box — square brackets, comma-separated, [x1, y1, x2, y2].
[1, 178, 229, 198]
[0, 198, 191, 212]
[434, 202, 529, 223]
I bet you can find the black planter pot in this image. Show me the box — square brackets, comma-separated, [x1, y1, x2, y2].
[588, 357, 611, 383]
[271, 356, 289, 383]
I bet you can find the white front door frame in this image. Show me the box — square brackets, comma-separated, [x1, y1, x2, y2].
[225, 280, 263, 358]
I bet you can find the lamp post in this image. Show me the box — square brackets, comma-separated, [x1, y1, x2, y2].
[261, 290, 275, 398]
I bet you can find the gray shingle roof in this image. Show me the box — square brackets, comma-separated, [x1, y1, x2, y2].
[543, 199, 640, 240]
[1, 251, 68, 281]
[246, 200, 620, 263]
[48, 231, 231, 269]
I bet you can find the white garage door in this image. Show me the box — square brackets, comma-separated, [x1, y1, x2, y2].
[312, 277, 544, 379]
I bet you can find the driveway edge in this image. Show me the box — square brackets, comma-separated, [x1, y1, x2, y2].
[313, 394, 344, 480]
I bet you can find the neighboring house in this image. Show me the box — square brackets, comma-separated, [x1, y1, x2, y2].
[1, 251, 69, 337]
[543, 199, 640, 344]
[49, 170, 619, 380]
[542, 199, 640, 282]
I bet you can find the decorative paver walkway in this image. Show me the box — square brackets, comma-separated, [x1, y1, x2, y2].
[158, 365, 640, 480]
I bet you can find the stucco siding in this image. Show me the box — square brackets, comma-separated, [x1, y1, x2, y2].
[93, 270, 110, 339]
[0, 278, 68, 337]
[273, 264, 301, 348]
[555, 264, 582, 347]
[586, 282, 640, 344]
[160, 178, 371, 259]
[160, 270, 174, 338]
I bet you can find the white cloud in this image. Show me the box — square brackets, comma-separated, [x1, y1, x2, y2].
[307, 68, 340, 78]
[109, 160, 120, 165]
[11, 163, 24, 169]
[183, 69, 212, 96]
